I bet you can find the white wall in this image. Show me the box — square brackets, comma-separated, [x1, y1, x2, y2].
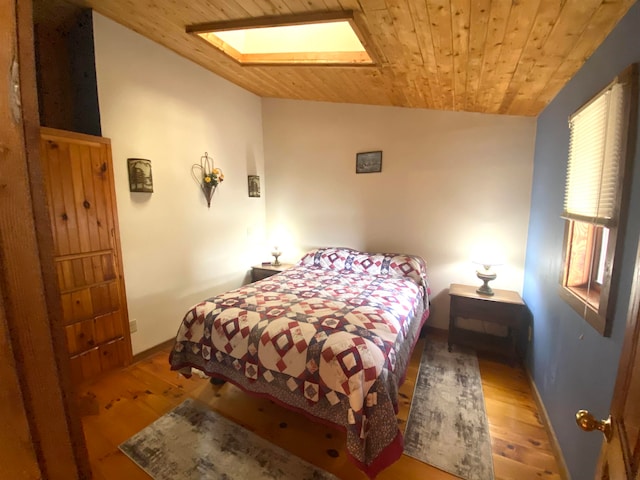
[262, 99, 536, 328]
[93, 14, 266, 354]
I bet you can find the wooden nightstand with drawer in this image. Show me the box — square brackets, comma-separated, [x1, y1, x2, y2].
[448, 283, 528, 364]
[251, 263, 293, 282]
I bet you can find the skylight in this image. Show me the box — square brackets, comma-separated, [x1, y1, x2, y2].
[187, 13, 375, 66]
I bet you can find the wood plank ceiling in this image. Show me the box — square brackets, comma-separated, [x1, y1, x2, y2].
[61, 0, 636, 116]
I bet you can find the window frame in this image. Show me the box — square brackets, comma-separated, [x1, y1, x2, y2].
[559, 64, 638, 336]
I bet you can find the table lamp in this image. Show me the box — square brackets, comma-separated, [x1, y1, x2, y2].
[472, 250, 503, 296]
[271, 246, 282, 266]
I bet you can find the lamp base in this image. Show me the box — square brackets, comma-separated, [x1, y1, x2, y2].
[272, 254, 281, 266]
[476, 269, 497, 296]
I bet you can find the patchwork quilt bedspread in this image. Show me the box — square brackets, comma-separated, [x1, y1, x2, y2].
[169, 248, 430, 478]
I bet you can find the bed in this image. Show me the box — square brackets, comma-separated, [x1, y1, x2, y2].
[169, 247, 430, 478]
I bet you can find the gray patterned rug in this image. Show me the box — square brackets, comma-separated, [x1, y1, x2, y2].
[404, 340, 495, 480]
[119, 398, 338, 480]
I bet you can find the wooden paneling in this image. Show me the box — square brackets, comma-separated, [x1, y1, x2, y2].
[0, 293, 41, 480]
[55, 0, 636, 116]
[40, 127, 132, 385]
[1, 1, 91, 478]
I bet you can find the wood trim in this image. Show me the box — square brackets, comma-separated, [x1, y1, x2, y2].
[611, 211, 640, 416]
[525, 369, 571, 480]
[238, 51, 374, 65]
[188, 10, 377, 66]
[186, 11, 359, 33]
[41, 125, 111, 145]
[59, 278, 118, 295]
[558, 64, 639, 338]
[55, 248, 113, 262]
[132, 337, 175, 364]
[348, 12, 382, 66]
[0, 1, 90, 478]
[104, 140, 134, 364]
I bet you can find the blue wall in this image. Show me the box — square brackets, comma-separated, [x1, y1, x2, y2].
[523, 3, 640, 478]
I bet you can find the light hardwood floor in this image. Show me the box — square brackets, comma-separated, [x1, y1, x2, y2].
[78, 333, 563, 480]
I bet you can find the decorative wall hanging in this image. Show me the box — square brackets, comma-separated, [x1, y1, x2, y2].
[128, 158, 153, 192]
[248, 175, 260, 197]
[356, 150, 382, 174]
[191, 152, 224, 208]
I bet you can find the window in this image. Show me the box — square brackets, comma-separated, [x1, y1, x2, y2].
[186, 12, 375, 66]
[560, 64, 637, 336]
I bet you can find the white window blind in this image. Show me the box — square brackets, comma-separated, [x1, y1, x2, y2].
[563, 82, 626, 226]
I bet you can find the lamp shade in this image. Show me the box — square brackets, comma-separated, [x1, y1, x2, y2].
[471, 246, 504, 269]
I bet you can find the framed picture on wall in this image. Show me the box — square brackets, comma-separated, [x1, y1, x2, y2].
[248, 175, 260, 197]
[356, 151, 382, 174]
[127, 158, 153, 192]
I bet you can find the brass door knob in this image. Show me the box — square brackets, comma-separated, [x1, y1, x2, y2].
[576, 409, 612, 442]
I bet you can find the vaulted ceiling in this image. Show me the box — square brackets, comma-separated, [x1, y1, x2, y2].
[50, 0, 636, 116]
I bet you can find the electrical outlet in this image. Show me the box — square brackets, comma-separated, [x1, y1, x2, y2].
[130, 319, 138, 333]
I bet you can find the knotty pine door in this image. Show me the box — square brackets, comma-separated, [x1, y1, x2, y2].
[40, 127, 132, 385]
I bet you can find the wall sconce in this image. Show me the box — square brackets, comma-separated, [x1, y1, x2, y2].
[128, 158, 153, 192]
[248, 175, 260, 197]
[191, 152, 224, 208]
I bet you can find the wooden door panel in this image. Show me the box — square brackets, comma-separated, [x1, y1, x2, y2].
[99, 338, 128, 372]
[65, 311, 124, 356]
[66, 289, 94, 324]
[88, 152, 111, 251]
[61, 283, 121, 325]
[600, 430, 626, 479]
[70, 348, 102, 385]
[69, 144, 91, 252]
[595, 211, 640, 479]
[56, 252, 116, 292]
[93, 311, 124, 344]
[56, 261, 69, 290]
[100, 144, 118, 241]
[43, 139, 116, 256]
[81, 256, 96, 285]
[101, 252, 116, 280]
[72, 257, 86, 288]
[65, 320, 96, 355]
[59, 142, 82, 255]
[41, 138, 66, 256]
[81, 160, 101, 253]
[90, 282, 120, 316]
[41, 127, 131, 386]
[622, 350, 640, 476]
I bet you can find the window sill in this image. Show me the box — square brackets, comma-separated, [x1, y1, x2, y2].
[566, 285, 600, 311]
[558, 285, 608, 336]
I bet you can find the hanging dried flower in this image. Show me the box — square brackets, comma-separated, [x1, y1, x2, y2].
[191, 152, 224, 208]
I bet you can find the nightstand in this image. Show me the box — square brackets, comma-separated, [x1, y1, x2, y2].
[251, 263, 293, 282]
[448, 283, 528, 364]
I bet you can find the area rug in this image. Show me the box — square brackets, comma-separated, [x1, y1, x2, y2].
[119, 398, 338, 480]
[403, 340, 495, 480]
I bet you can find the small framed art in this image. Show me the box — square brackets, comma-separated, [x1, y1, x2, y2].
[248, 175, 261, 197]
[127, 158, 153, 192]
[356, 151, 382, 174]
